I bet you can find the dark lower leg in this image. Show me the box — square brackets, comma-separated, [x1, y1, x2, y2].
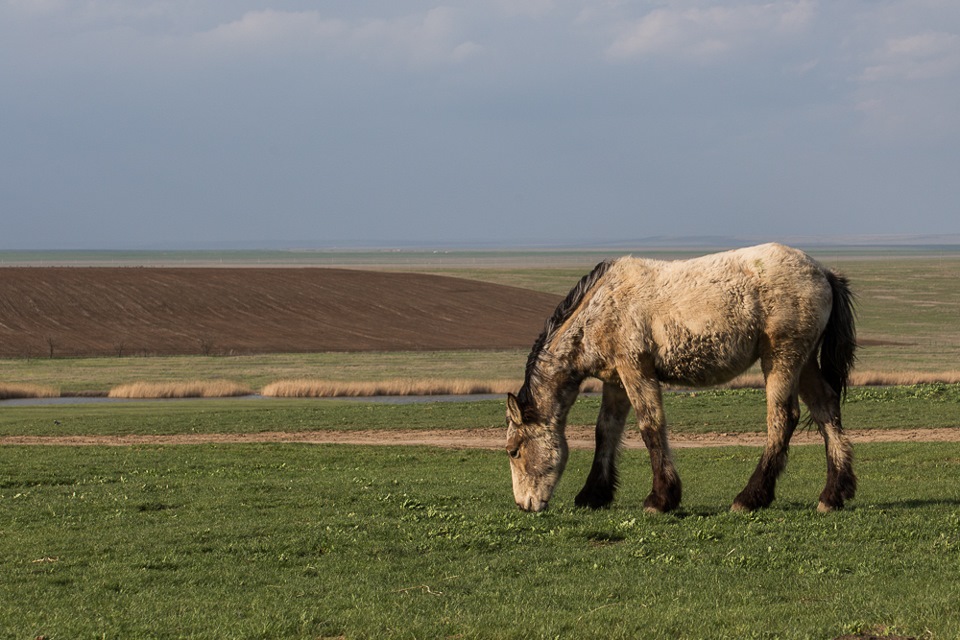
[641, 428, 682, 513]
[800, 362, 856, 511]
[817, 420, 856, 511]
[732, 447, 789, 511]
[732, 399, 798, 512]
[615, 357, 681, 513]
[576, 382, 630, 509]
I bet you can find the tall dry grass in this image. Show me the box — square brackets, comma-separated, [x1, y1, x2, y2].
[261, 378, 538, 398]
[0, 383, 59, 400]
[850, 370, 960, 386]
[26, 369, 960, 402]
[714, 370, 960, 390]
[108, 380, 253, 399]
[267, 372, 960, 398]
[262, 372, 960, 398]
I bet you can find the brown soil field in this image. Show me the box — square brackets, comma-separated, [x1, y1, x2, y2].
[0, 267, 562, 357]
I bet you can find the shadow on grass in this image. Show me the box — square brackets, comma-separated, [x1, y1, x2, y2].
[866, 498, 960, 510]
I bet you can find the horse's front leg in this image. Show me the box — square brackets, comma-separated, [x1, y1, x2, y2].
[575, 381, 631, 509]
[619, 356, 682, 513]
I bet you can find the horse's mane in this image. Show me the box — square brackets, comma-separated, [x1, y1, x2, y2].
[518, 259, 613, 415]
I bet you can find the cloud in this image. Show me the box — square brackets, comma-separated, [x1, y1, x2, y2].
[192, 7, 481, 68]
[5, 0, 66, 14]
[350, 7, 482, 66]
[3, 0, 960, 249]
[860, 31, 960, 82]
[606, 1, 815, 61]
[201, 10, 347, 46]
[492, 0, 555, 19]
[850, 22, 960, 141]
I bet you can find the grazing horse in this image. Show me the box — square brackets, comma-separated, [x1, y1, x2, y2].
[506, 243, 857, 514]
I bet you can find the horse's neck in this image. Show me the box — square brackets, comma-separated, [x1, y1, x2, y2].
[527, 336, 586, 428]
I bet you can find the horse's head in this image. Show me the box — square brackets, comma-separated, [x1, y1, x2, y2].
[505, 393, 569, 512]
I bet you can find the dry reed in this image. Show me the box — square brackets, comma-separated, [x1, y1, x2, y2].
[91, 371, 960, 402]
[708, 370, 960, 390]
[850, 370, 960, 386]
[108, 380, 254, 399]
[261, 378, 531, 398]
[0, 383, 59, 400]
[262, 371, 960, 399]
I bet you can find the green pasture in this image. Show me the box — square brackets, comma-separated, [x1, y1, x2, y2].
[2, 248, 958, 638]
[0, 351, 529, 396]
[2, 441, 959, 639]
[2, 384, 959, 438]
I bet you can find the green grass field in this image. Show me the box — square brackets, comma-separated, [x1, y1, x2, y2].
[2, 248, 959, 638]
[2, 385, 959, 438]
[3, 442, 959, 639]
[0, 351, 531, 396]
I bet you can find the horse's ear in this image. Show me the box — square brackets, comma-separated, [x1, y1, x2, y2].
[506, 393, 523, 425]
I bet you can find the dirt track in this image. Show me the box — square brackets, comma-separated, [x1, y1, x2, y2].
[0, 267, 561, 357]
[3, 426, 958, 448]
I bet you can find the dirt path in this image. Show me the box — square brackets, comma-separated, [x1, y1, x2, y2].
[2, 426, 958, 448]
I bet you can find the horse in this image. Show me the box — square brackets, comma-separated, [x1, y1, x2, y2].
[505, 243, 857, 514]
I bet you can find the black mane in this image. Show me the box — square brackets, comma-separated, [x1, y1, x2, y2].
[517, 259, 613, 414]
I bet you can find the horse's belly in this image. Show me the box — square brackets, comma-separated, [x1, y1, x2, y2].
[652, 325, 760, 387]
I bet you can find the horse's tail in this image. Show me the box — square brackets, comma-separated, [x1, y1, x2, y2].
[820, 270, 857, 399]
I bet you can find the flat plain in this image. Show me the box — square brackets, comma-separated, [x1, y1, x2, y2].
[2, 246, 959, 639]
[2, 246, 959, 395]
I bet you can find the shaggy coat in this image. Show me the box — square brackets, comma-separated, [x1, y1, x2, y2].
[506, 243, 857, 513]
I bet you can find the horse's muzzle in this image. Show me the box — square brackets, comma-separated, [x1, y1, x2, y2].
[517, 497, 549, 512]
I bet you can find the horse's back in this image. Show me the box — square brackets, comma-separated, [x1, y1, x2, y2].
[605, 244, 832, 386]
[629, 243, 831, 310]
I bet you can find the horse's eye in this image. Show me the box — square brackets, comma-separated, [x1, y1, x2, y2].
[508, 447, 521, 459]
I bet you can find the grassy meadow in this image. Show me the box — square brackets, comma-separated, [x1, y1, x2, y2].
[2, 247, 960, 638]
[3, 442, 959, 639]
[0, 351, 529, 396]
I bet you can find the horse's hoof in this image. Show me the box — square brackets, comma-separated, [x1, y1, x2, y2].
[643, 493, 679, 514]
[575, 486, 614, 510]
[817, 500, 843, 513]
[730, 502, 752, 513]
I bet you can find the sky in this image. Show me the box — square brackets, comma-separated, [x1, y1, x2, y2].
[2, 0, 959, 250]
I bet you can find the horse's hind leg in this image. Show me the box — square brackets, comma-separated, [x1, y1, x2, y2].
[799, 359, 856, 512]
[732, 368, 800, 512]
[575, 381, 631, 509]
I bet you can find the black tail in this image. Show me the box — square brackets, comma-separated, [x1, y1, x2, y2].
[820, 271, 857, 399]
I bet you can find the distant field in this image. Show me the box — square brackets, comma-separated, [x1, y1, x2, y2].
[1, 247, 958, 394]
[0, 267, 560, 358]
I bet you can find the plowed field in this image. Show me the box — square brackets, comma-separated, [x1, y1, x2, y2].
[0, 268, 562, 357]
